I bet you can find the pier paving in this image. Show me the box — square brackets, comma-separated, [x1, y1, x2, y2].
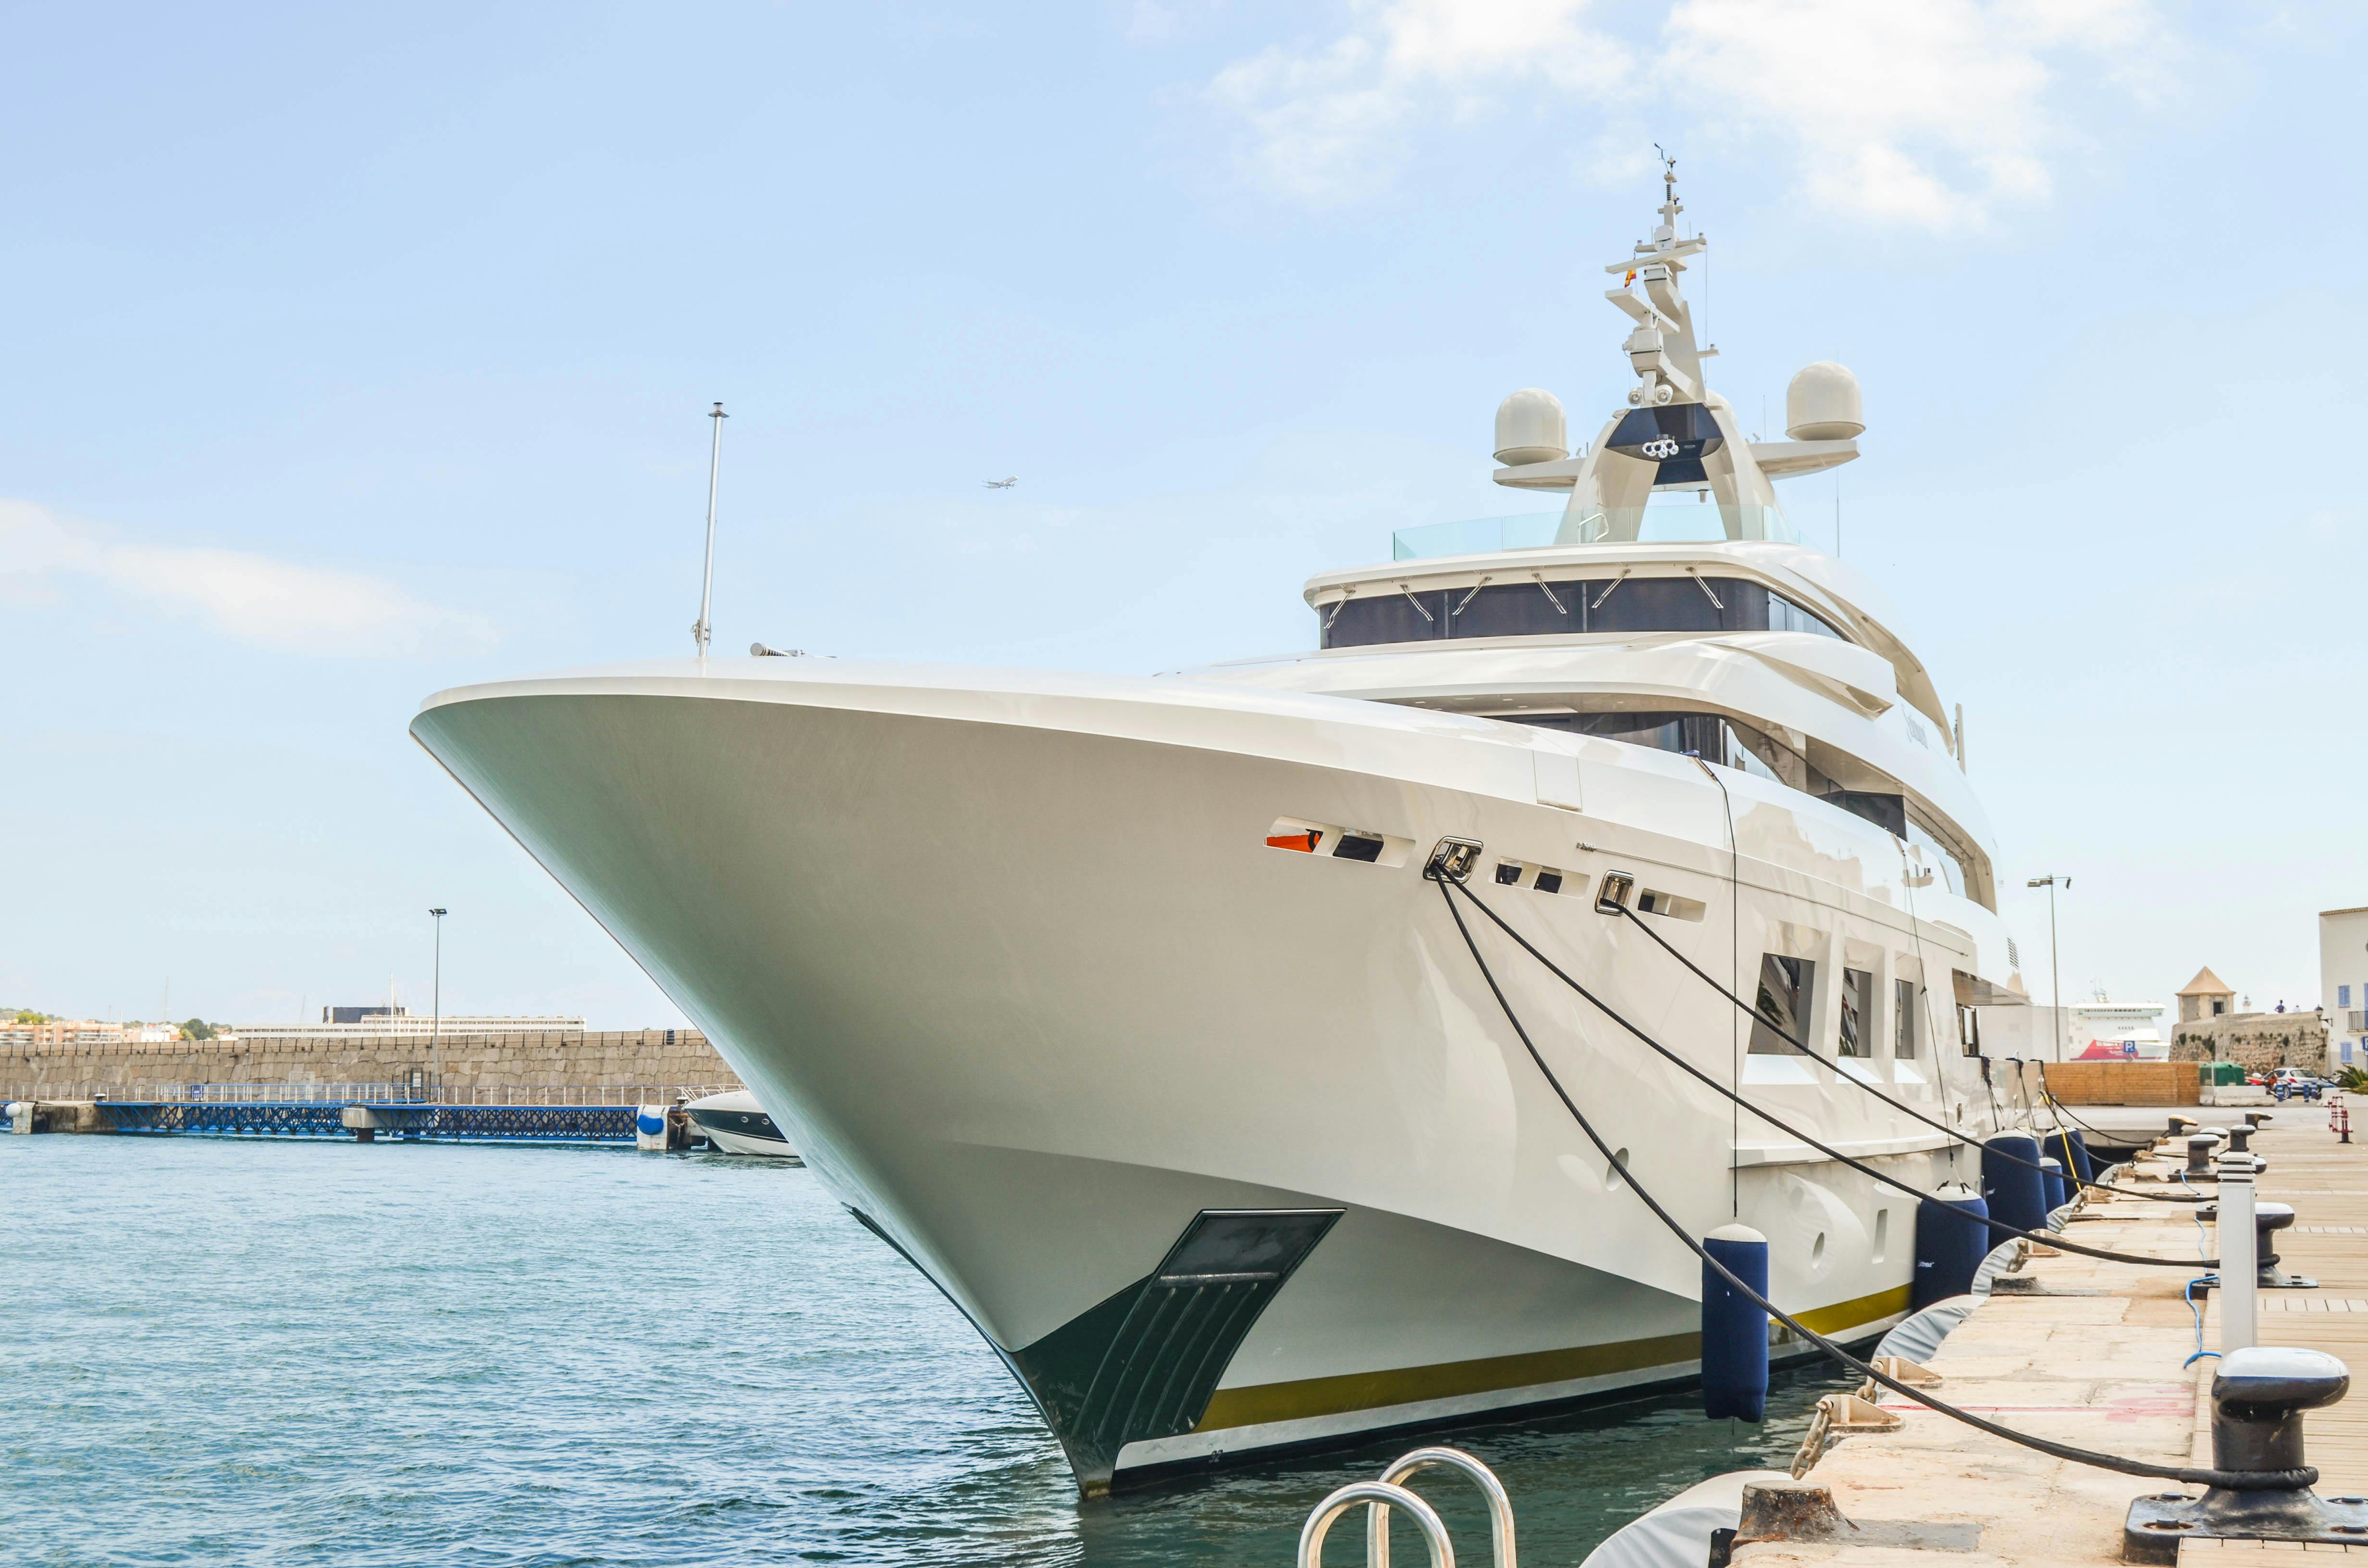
[1734, 1105, 2368, 1568]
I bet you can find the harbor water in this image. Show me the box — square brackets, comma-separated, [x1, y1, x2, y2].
[2, 1137, 1847, 1565]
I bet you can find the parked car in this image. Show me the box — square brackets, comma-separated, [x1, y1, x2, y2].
[2269, 1067, 2324, 1102]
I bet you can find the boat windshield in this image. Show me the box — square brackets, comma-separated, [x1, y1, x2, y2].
[1393, 501, 1799, 561]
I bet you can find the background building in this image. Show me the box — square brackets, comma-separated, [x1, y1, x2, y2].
[2323, 907, 2368, 1069]
[2177, 968, 2236, 1022]
[2063, 1000, 2167, 1060]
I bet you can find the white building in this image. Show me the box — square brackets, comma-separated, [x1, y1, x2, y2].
[2062, 1000, 2167, 1060]
[2322, 906, 2368, 1068]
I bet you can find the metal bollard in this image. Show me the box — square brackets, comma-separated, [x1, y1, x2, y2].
[2124, 1347, 2361, 1560]
[2198, 1200, 2313, 1289]
[2228, 1126, 2252, 1153]
[2219, 1151, 2258, 1353]
[2187, 1135, 2220, 1177]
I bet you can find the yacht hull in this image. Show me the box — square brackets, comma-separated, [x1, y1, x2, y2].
[413, 663, 1955, 1491]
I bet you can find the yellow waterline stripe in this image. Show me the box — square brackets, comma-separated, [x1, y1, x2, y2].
[1195, 1284, 1912, 1433]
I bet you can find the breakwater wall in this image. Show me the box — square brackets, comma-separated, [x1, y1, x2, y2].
[1, 1028, 740, 1101]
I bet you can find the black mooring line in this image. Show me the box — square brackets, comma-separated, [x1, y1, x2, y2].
[1612, 901, 2206, 1206]
[1449, 880, 2214, 1269]
[1431, 875, 2307, 1493]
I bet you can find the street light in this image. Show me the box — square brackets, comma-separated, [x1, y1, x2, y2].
[428, 908, 447, 1101]
[2026, 876, 2070, 1060]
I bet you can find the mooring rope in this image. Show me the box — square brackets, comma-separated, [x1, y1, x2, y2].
[1447, 881, 2214, 1268]
[1610, 902, 2207, 1205]
[1432, 876, 2309, 1492]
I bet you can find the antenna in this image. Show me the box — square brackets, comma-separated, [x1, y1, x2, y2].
[693, 402, 728, 658]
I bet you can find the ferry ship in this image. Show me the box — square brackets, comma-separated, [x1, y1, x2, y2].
[412, 166, 2026, 1494]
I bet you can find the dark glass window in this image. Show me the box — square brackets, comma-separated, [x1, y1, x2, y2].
[1445, 581, 1581, 638]
[1319, 575, 1845, 649]
[1323, 589, 1449, 648]
[1770, 593, 1844, 638]
[1588, 576, 1734, 635]
[1825, 790, 1907, 837]
[1895, 978, 1919, 1059]
[1840, 967, 1874, 1057]
[1749, 954, 1815, 1055]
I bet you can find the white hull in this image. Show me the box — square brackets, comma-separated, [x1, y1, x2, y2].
[414, 658, 2005, 1490]
[703, 1123, 802, 1159]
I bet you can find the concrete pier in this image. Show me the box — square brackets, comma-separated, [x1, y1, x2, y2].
[1734, 1107, 2368, 1566]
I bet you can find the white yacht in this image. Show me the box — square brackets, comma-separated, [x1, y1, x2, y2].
[412, 168, 2025, 1495]
[686, 1087, 802, 1159]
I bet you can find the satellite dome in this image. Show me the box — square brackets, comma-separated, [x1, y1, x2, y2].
[1785, 362, 1864, 441]
[1493, 388, 1568, 466]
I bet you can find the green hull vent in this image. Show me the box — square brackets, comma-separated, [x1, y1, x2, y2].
[1010, 1207, 1341, 1490]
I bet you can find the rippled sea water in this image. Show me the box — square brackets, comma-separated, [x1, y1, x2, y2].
[2, 1136, 1848, 1565]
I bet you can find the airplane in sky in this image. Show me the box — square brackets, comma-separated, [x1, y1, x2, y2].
[983, 476, 1018, 489]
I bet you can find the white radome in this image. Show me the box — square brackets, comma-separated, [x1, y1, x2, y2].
[1493, 387, 1568, 466]
[1785, 362, 1864, 441]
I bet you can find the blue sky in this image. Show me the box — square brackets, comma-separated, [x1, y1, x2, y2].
[4, 1, 2362, 1029]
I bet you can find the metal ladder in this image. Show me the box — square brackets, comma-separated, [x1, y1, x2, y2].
[1294, 1445, 1517, 1568]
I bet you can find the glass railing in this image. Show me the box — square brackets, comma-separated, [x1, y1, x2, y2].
[1392, 502, 1799, 560]
[1391, 514, 1563, 560]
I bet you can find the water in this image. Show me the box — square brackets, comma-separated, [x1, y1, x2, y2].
[2, 1137, 1848, 1565]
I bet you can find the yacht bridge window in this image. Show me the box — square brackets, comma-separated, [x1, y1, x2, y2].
[1320, 576, 1845, 650]
[1500, 706, 1980, 904]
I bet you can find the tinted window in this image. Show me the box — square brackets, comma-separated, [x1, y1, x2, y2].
[1324, 589, 1449, 647]
[1750, 954, 1814, 1055]
[1771, 592, 1844, 638]
[1825, 789, 1907, 837]
[1320, 575, 1845, 648]
[1446, 581, 1582, 638]
[1588, 576, 1733, 634]
[1840, 967, 1874, 1057]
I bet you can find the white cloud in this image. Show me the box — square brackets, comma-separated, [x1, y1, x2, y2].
[1209, 0, 2178, 228]
[0, 500, 499, 659]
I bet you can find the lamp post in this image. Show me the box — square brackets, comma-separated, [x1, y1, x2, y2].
[2025, 876, 2069, 1060]
[428, 907, 446, 1100]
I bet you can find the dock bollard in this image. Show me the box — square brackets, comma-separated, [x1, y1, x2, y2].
[1981, 1135, 2047, 1234]
[1912, 1181, 1990, 1309]
[2187, 1135, 2220, 1177]
[1702, 1223, 1770, 1421]
[2219, 1151, 2258, 1353]
[2199, 1201, 2311, 1289]
[2124, 1348, 2364, 1560]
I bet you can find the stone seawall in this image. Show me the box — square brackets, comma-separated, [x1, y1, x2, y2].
[2168, 1009, 2329, 1076]
[1, 1029, 740, 1100]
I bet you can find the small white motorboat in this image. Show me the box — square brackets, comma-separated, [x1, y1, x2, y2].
[684, 1088, 801, 1160]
